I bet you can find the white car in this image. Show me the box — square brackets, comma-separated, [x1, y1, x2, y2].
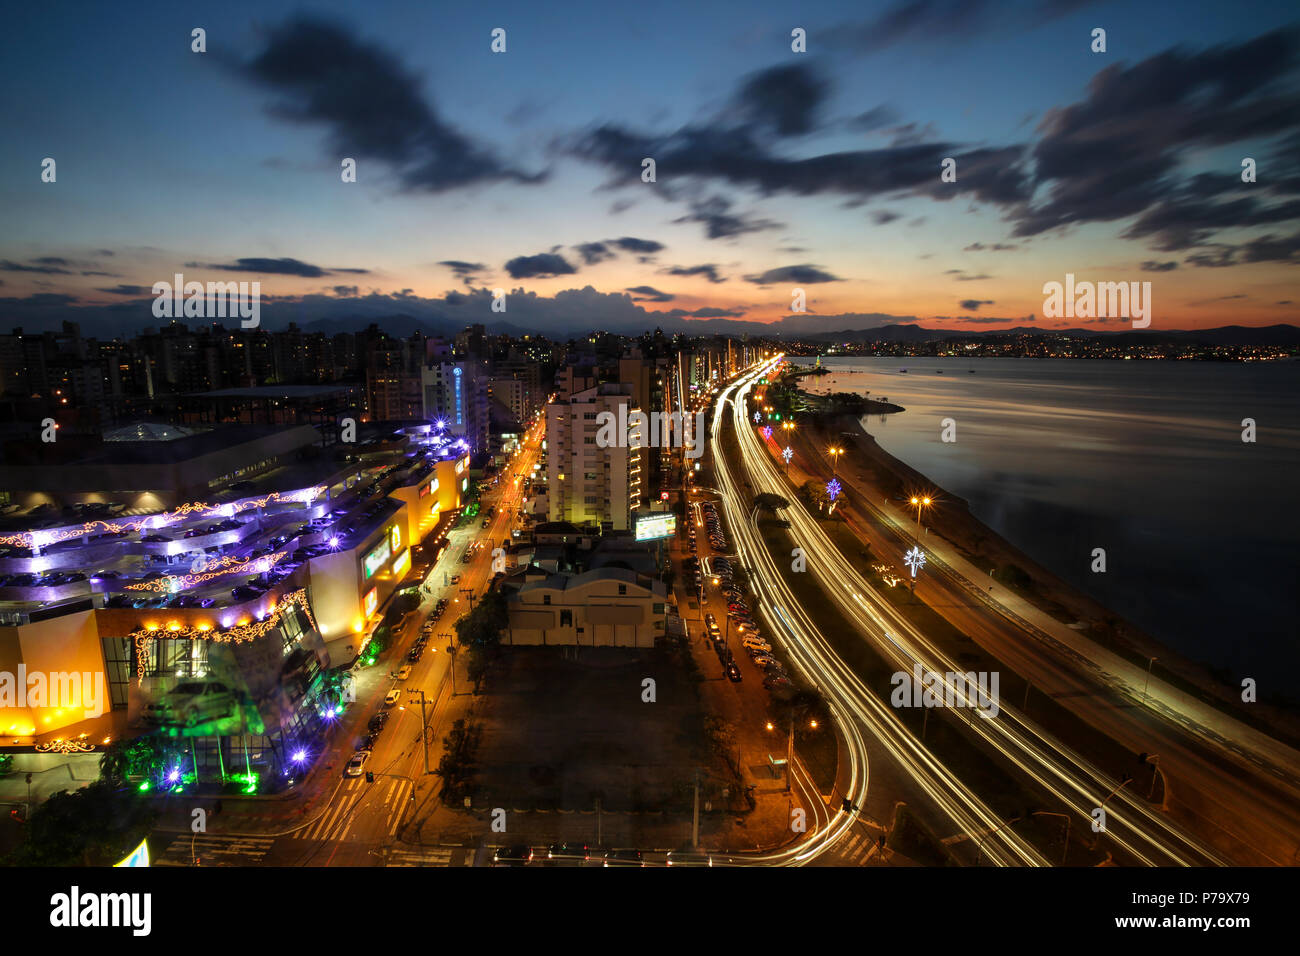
[743, 640, 772, 653]
[344, 750, 371, 777]
[395, 665, 412, 680]
[384, 689, 402, 707]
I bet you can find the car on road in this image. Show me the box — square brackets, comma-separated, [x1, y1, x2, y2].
[450, 574, 462, 584]
[344, 750, 371, 777]
[395, 665, 412, 680]
[367, 713, 388, 733]
[384, 689, 402, 707]
[546, 842, 590, 863]
[492, 845, 534, 866]
[763, 675, 792, 691]
[725, 661, 742, 682]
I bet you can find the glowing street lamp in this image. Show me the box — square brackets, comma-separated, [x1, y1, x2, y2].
[909, 495, 932, 538]
[827, 445, 844, 478]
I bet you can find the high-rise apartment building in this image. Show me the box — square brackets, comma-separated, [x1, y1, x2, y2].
[545, 383, 643, 531]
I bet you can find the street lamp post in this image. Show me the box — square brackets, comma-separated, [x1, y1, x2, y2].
[1143, 656, 1158, 702]
[827, 445, 844, 479]
[909, 495, 932, 539]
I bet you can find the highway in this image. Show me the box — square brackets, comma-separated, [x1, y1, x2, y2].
[790, 427, 1300, 864]
[707, 366, 1050, 867]
[731, 358, 1232, 866]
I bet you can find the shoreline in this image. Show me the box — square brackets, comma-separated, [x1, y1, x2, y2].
[808, 406, 1300, 742]
[821, 411, 1300, 738]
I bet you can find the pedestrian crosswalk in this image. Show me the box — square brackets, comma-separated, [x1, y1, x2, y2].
[828, 828, 887, 866]
[155, 833, 276, 867]
[385, 845, 477, 867]
[299, 775, 413, 841]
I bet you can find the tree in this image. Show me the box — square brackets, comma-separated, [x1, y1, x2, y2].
[754, 492, 789, 512]
[5, 780, 156, 866]
[99, 735, 172, 787]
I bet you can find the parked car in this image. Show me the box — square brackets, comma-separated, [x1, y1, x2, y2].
[546, 842, 590, 863]
[395, 665, 412, 680]
[384, 689, 402, 707]
[367, 713, 389, 733]
[725, 661, 742, 682]
[493, 845, 534, 866]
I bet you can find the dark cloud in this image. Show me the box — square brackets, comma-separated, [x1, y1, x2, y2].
[952, 271, 992, 281]
[574, 242, 613, 265]
[504, 253, 577, 279]
[1184, 246, 1238, 268]
[573, 118, 1031, 211]
[960, 299, 995, 311]
[743, 265, 842, 285]
[849, 105, 901, 132]
[332, 285, 360, 296]
[190, 257, 363, 278]
[438, 260, 486, 283]
[1015, 29, 1300, 244]
[663, 264, 727, 284]
[31, 256, 70, 266]
[872, 210, 902, 225]
[832, 0, 1106, 52]
[241, 16, 542, 193]
[681, 306, 745, 317]
[0, 259, 74, 275]
[80, 270, 118, 277]
[1241, 230, 1300, 264]
[610, 237, 665, 255]
[1140, 260, 1178, 272]
[963, 241, 1018, 251]
[97, 284, 147, 295]
[673, 196, 782, 240]
[625, 285, 675, 302]
[733, 63, 827, 137]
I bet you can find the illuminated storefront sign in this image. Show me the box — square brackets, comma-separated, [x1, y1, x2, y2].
[392, 548, 411, 578]
[455, 456, 468, 474]
[363, 539, 391, 578]
[389, 524, 401, 552]
[363, 587, 378, 618]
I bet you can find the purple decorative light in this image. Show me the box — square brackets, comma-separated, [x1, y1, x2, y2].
[826, 478, 842, 501]
[761, 426, 772, 441]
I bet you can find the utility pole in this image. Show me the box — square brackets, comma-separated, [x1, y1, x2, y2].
[692, 770, 701, 849]
[402, 689, 433, 774]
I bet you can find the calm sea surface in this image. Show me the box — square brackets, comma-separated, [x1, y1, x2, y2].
[807, 356, 1300, 679]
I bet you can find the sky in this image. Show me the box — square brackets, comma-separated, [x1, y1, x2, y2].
[1, 0, 1297, 338]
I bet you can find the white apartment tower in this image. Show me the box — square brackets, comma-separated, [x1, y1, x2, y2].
[545, 383, 643, 531]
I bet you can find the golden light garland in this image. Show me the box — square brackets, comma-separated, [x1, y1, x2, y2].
[132, 588, 316, 685]
[0, 486, 326, 549]
[36, 736, 96, 754]
[124, 550, 287, 592]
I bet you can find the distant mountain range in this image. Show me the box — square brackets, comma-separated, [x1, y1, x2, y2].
[797, 323, 1300, 347]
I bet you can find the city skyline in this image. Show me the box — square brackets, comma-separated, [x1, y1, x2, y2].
[3, 0, 1299, 338]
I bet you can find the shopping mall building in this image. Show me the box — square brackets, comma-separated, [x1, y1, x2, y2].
[0, 420, 470, 786]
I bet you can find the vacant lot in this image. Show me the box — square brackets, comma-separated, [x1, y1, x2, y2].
[473, 646, 721, 812]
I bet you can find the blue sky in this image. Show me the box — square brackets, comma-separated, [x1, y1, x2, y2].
[1, 0, 1297, 337]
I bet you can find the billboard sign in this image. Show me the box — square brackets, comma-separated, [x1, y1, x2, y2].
[634, 512, 676, 542]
